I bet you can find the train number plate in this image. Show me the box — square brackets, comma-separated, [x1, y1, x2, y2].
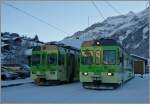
[92, 76, 101, 80]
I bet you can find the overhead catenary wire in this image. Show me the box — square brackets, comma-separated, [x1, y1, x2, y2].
[91, 0, 106, 20]
[104, 0, 122, 15]
[4, 2, 71, 36]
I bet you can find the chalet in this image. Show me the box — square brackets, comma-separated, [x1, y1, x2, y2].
[131, 54, 149, 74]
[1, 32, 44, 66]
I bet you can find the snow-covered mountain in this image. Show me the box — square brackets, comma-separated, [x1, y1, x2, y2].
[61, 8, 149, 58]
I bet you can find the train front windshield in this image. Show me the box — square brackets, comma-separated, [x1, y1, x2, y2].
[103, 50, 116, 64]
[81, 50, 93, 65]
[47, 53, 57, 64]
[31, 54, 40, 65]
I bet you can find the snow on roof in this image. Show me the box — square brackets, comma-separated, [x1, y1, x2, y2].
[131, 54, 148, 61]
[1, 37, 11, 41]
[2, 44, 9, 47]
[2, 37, 21, 41]
[24, 49, 32, 55]
[1, 42, 9, 47]
[12, 37, 21, 40]
[61, 38, 82, 49]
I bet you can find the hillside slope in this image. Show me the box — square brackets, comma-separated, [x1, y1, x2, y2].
[61, 8, 149, 58]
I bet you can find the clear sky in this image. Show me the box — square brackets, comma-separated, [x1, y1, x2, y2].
[1, 1, 148, 42]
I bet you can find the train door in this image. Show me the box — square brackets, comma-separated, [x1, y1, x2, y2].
[70, 53, 75, 81]
[74, 54, 80, 80]
[66, 51, 76, 82]
[66, 53, 70, 80]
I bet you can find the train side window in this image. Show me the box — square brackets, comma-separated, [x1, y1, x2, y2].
[58, 54, 64, 65]
[58, 54, 61, 65]
[95, 51, 100, 64]
[42, 54, 46, 64]
[61, 54, 64, 65]
[31, 54, 40, 65]
[47, 53, 57, 64]
[117, 48, 120, 64]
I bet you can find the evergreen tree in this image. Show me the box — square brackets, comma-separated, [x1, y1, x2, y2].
[34, 35, 39, 41]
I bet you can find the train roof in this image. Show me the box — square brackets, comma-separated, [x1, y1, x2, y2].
[81, 38, 131, 55]
[81, 38, 120, 47]
[45, 41, 80, 52]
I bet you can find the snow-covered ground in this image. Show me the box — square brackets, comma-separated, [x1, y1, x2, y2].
[1, 74, 149, 103]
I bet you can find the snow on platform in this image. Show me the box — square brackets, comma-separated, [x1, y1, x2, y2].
[1, 74, 149, 103]
[1, 78, 33, 87]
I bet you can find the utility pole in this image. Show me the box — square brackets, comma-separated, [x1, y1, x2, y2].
[88, 16, 89, 27]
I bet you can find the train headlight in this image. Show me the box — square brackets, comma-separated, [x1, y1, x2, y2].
[97, 42, 100, 45]
[107, 72, 113, 76]
[83, 72, 88, 76]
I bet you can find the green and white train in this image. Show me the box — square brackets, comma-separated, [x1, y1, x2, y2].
[31, 38, 134, 89]
[31, 42, 80, 85]
[80, 38, 134, 89]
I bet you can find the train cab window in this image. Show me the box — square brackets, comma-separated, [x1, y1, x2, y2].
[47, 53, 57, 64]
[103, 50, 116, 64]
[95, 51, 100, 64]
[31, 54, 40, 65]
[81, 50, 93, 65]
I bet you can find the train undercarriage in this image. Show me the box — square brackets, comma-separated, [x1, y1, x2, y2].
[34, 78, 62, 86]
[82, 82, 120, 90]
[34, 76, 77, 86]
[82, 75, 134, 90]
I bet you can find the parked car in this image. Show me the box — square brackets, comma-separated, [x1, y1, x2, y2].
[19, 64, 30, 78]
[17, 69, 30, 79]
[1, 68, 18, 80]
[19, 64, 30, 71]
[2, 65, 30, 79]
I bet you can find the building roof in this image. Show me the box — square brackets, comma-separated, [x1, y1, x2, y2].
[1, 37, 10, 41]
[1, 42, 9, 47]
[12, 37, 21, 40]
[131, 54, 148, 61]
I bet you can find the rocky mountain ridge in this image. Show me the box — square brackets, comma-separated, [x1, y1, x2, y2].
[61, 8, 149, 58]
